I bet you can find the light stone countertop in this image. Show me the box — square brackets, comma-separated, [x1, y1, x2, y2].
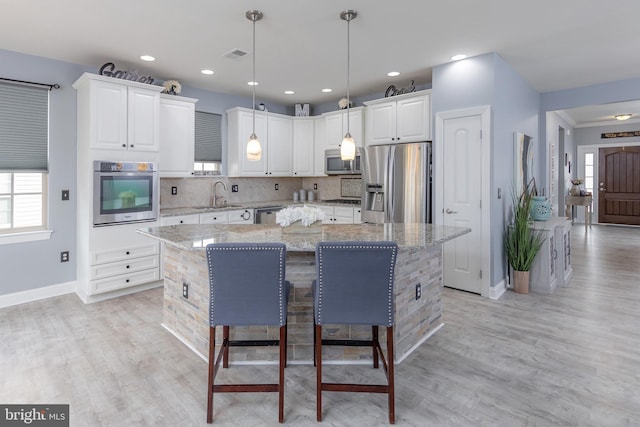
[160, 200, 360, 217]
[137, 222, 471, 252]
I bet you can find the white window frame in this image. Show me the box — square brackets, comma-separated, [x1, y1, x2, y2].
[0, 172, 51, 245]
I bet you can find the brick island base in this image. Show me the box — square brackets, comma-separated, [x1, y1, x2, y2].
[161, 245, 443, 364]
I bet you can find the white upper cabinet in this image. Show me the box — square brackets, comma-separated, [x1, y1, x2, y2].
[292, 118, 315, 177]
[227, 108, 295, 177]
[267, 114, 293, 176]
[365, 91, 431, 146]
[323, 107, 364, 150]
[159, 95, 198, 177]
[127, 87, 160, 151]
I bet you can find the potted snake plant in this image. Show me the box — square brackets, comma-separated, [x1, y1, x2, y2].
[504, 179, 545, 293]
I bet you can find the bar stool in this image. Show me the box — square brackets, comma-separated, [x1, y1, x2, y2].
[313, 241, 398, 424]
[205, 243, 289, 424]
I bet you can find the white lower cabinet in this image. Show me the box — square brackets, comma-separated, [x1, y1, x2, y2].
[227, 209, 254, 224]
[161, 214, 200, 226]
[199, 211, 229, 224]
[89, 242, 160, 295]
[311, 205, 359, 224]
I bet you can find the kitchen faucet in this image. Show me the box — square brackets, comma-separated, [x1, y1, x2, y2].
[211, 180, 228, 207]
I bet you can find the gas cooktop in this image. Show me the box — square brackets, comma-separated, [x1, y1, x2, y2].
[323, 199, 361, 205]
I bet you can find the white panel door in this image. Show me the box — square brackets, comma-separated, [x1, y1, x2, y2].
[128, 87, 159, 151]
[267, 115, 293, 176]
[443, 114, 483, 294]
[90, 80, 128, 150]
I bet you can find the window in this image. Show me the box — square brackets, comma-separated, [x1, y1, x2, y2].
[193, 111, 222, 175]
[584, 152, 594, 194]
[0, 81, 49, 236]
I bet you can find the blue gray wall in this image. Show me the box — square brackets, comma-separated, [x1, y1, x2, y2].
[574, 122, 640, 147]
[432, 52, 541, 287]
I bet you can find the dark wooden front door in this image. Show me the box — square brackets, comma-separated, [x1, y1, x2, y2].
[598, 146, 640, 225]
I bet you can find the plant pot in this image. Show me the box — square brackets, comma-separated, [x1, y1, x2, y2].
[512, 270, 530, 294]
[530, 196, 551, 221]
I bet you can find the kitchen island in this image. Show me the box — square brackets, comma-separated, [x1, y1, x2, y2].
[137, 223, 470, 363]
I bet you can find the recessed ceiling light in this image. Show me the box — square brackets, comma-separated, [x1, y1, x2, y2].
[387, 71, 400, 77]
[284, 90, 295, 95]
[322, 88, 332, 93]
[615, 114, 632, 121]
[140, 55, 155, 62]
[248, 81, 258, 86]
[450, 54, 467, 61]
[201, 69, 214, 75]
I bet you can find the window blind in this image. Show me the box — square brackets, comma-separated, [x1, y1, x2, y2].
[194, 111, 222, 162]
[0, 82, 49, 171]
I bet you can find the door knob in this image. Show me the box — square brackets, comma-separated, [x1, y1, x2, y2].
[445, 208, 458, 214]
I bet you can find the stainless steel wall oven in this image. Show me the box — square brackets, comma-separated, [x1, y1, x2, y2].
[93, 161, 158, 226]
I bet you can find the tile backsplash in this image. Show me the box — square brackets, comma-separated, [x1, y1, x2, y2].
[160, 176, 351, 209]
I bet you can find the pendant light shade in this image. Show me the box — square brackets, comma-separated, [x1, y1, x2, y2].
[246, 10, 263, 161]
[340, 10, 357, 161]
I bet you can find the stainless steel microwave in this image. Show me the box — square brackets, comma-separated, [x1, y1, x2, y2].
[93, 161, 159, 226]
[324, 148, 362, 175]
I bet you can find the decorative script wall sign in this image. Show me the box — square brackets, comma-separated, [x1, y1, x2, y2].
[99, 62, 155, 84]
[385, 80, 416, 97]
[601, 131, 640, 139]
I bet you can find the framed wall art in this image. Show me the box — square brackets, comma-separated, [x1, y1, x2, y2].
[514, 132, 534, 195]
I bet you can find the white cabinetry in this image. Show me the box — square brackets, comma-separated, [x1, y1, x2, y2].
[293, 118, 315, 176]
[365, 91, 431, 146]
[227, 209, 254, 224]
[529, 217, 572, 294]
[159, 95, 198, 177]
[311, 204, 359, 224]
[313, 116, 327, 176]
[227, 108, 293, 177]
[160, 214, 200, 226]
[323, 107, 364, 150]
[74, 74, 162, 153]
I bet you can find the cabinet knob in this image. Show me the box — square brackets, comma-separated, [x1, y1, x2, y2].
[179, 220, 184, 223]
[126, 279, 130, 283]
[130, 144, 134, 148]
[126, 251, 130, 255]
[122, 144, 126, 148]
[126, 265, 130, 269]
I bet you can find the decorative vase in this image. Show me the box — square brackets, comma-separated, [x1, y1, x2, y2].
[569, 184, 581, 196]
[512, 270, 530, 294]
[281, 220, 322, 234]
[530, 196, 551, 221]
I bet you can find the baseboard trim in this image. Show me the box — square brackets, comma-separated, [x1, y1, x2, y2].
[490, 279, 507, 300]
[0, 281, 76, 309]
[395, 322, 444, 364]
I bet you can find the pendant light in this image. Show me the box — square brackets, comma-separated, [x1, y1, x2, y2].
[246, 10, 263, 161]
[340, 10, 357, 161]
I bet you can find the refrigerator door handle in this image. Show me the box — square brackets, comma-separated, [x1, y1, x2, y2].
[385, 146, 395, 222]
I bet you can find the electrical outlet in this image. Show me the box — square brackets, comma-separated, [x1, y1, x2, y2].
[171, 186, 178, 195]
[61, 190, 70, 201]
[182, 282, 189, 299]
[60, 251, 69, 262]
[415, 283, 421, 300]
[314, 183, 318, 190]
[275, 183, 279, 190]
[232, 185, 239, 193]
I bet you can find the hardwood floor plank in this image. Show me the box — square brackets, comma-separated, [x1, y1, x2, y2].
[1, 224, 639, 426]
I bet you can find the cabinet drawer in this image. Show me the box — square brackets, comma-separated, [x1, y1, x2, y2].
[161, 215, 199, 226]
[199, 211, 229, 224]
[91, 254, 159, 280]
[90, 268, 160, 295]
[91, 243, 159, 265]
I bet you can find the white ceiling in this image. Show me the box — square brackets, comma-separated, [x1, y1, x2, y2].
[3, 0, 640, 121]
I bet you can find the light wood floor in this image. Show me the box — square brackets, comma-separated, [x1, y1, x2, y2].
[1, 225, 639, 426]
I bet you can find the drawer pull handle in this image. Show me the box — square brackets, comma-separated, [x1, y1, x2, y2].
[126, 265, 130, 269]
[126, 279, 130, 283]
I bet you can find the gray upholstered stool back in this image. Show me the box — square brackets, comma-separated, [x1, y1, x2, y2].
[206, 243, 287, 327]
[314, 241, 398, 326]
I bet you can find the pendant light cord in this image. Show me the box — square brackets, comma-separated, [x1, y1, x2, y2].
[346, 14, 350, 134]
[252, 16, 256, 136]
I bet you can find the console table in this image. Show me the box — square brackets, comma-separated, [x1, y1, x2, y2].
[566, 195, 592, 229]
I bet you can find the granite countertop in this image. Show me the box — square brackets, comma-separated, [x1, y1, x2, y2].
[137, 222, 471, 252]
[161, 200, 361, 217]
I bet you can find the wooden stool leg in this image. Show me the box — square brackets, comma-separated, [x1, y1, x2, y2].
[222, 326, 230, 368]
[387, 326, 395, 424]
[372, 325, 379, 369]
[207, 326, 216, 423]
[315, 324, 323, 421]
[279, 325, 286, 423]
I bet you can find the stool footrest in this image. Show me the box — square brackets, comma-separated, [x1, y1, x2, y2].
[229, 339, 280, 347]
[322, 339, 373, 347]
[322, 383, 390, 393]
[214, 384, 280, 393]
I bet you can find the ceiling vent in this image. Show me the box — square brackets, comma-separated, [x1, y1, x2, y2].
[223, 49, 249, 60]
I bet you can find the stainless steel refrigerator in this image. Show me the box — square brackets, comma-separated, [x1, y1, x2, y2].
[361, 142, 432, 224]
